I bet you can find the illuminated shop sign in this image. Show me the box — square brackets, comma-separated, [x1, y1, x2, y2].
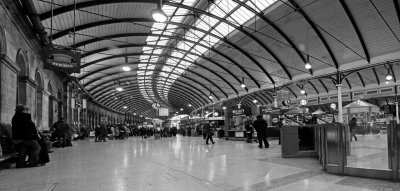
[42, 45, 81, 73]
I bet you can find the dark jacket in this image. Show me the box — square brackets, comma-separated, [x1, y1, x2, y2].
[349, 118, 357, 130]
[253, 118, 268, 138]
[245, 124, 253, 133]
[203, 123, 214, 135]
[12, 112, 38, 140]
[53, 120, 69, 136]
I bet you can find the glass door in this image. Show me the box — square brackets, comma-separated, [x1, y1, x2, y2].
[343, 120, 398, 179]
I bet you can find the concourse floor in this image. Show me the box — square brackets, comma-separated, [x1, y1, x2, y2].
[1, 136, 399, 191]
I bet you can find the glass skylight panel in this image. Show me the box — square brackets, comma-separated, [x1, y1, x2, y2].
[147, 65, 155, 70]
[162, 5, 176, 16]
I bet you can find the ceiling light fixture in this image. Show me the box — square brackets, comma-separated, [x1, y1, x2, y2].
[122, 66, 131, 72]
[241, 77, 246, 88]
[253, 99, 257, 103]
[385, 68, 393, 81]
[300, 89, 306, 95]
[222, 106, 227, 110]
[385, 80, 390, 84]
[116, 87, 123, 92]
[305, 56, 312, 70]
[188, 104, 192, 107]
[180, 108, 183, 111]
[151, 0, 167, 23]
[123, 106, 128, 109]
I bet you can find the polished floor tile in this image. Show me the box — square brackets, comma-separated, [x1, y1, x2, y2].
[0, 136, 398, 191]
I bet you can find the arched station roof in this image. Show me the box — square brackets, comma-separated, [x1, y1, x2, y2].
[22, 0, 400, 118]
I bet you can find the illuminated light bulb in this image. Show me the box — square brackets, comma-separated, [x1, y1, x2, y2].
[253, 99, 258, 103]
[385, 80, 390, 84]
[116, 87, 123, 92]
[122, 66, 131, 72]
[151, 9, 167, 22]
[386, 74, 393, 81]
[300, 89, 306, 94]
[305, 62, 312, 70]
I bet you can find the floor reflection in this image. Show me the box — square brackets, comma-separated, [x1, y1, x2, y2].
[346, 134, 388, 170]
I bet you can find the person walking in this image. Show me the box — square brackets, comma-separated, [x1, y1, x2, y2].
[253, 115, 269, 148]
[12, 105, 41, 167]
[204, 121, 215, 145]
[53, 118, 69, 148]
[349, 117, 358, 141]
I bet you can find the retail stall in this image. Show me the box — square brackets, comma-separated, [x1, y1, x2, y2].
[343, 100, 380, 134]
[227, 106, 251, 140]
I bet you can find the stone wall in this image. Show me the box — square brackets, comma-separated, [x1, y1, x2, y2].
[0, 2, 124, 132]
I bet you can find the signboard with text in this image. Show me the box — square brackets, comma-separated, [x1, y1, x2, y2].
[42, 45, 81, 73]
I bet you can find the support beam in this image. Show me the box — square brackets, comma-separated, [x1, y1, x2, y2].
[357, 72, 365, 87]
[339, 0, 370, 62]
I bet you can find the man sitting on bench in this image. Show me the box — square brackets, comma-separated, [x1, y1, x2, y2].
[12, 105, 41, 168]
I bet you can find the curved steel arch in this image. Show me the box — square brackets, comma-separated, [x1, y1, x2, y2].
[287, 0, 339, 69]
[79, 60, 239, 95]
[256, 92, 272, 104]
[86, 68, 229, 99]
[232, 0, 304, 76]
[308, 81, 319, 95]
[247, 94, 265, 105]
[80, 44, 250, 92]
[106, 90, 200, 111]
[77, 34, 260, 87]
[100, 85, 206, 109]
[90, 74, 215, 103]
[41, 1, 290, 82]
[338, 0, 370, 62]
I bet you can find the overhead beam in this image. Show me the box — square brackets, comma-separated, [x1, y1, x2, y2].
[372, 68, 380, 85]
[357, 72, 365, 87]
[318, 79, 329, 93]
[339, 0, 370, 62]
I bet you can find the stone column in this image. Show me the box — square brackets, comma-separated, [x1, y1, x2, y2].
[395, 101, 399, 124]
[41, 89, 50, 130]
[337, 84, 343, 123]
[224, 107, 232, 138]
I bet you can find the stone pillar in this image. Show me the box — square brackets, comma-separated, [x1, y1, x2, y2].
[224, 107, 232, 138]
[0, 55, 19, 124]
[396, 102, 399, 124]
[337, 84, 343, 123]
[41, 89, 50, 130]
[63, 82, 72, 124]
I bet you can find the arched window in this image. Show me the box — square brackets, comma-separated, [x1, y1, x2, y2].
[35, 70, 43, 129]
[16, 49, 28, 105]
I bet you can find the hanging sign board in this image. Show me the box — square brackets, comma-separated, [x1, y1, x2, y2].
[158, 108, 169, 116]
[232, 109, 245, 116]
[42, 45, 81, 73]
[75, 99, 82, 108]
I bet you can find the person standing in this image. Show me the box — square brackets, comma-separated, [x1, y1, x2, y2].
[349, 117, 358, 141]
[245, 120, 254, 143]
[99, 124, 108, 142]
[12, 105, 41, 167]
[53, 118, 69, 147]
[253, 115, 269, 148]
[204, 121, 215, 145]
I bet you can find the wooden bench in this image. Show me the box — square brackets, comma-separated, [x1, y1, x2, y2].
[0, 152, 17, 169]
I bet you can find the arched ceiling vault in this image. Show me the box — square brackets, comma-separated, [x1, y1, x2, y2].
[22, 0, 400, 118]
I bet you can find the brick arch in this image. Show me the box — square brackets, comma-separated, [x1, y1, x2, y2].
[16, 49, 29, 77]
